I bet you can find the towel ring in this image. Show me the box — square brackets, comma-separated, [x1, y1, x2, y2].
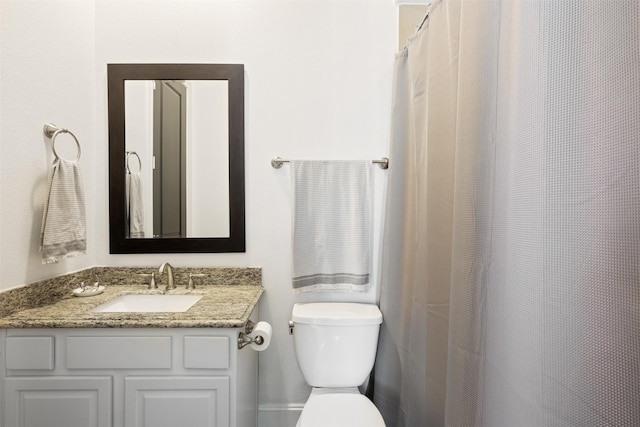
[126, 151, 142, 174]
[43, 123, 81, 161]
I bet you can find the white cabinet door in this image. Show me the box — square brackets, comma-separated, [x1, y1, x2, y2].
[4, 376, 112, 427]
[125, 376, 230, 427]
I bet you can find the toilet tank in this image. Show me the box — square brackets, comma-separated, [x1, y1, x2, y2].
[291, 303, 383, 388]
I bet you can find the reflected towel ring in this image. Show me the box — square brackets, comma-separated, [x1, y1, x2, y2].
[126, 151, 142, 174]
[43, 123, 81, 161]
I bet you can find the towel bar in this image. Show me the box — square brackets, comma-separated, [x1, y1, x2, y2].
[271, 156, 389, 170]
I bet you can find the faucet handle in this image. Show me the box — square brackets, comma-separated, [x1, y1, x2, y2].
[139, 272, 157, 289]
[187, 273, 205, 290]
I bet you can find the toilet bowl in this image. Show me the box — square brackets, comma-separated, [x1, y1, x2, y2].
[291, 303, 385, 427]
[295, 388, 385, 427]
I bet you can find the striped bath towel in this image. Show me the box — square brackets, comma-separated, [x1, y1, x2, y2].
[290, 160, 372, 292]
[40, 157, 86, 263]
[126, 172, 145, 238]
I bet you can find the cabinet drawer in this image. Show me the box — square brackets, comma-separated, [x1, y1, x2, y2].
[6, 337, 55, 370]
[184, 336, 229, 369]
[66, 336, 172, 369]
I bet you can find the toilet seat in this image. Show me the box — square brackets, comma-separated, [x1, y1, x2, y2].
[296, 389, 385, 427]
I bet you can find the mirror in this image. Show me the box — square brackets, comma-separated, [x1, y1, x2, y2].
[124, 79, 230, 239]
[108, 64, 245, 253]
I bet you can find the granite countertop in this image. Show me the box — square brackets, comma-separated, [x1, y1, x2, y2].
[0, 267, 263, 329]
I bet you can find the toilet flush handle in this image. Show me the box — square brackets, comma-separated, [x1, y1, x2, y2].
[289, 320, 294, 335]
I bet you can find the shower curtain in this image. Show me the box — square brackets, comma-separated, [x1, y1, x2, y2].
[373, 1, 640, 426]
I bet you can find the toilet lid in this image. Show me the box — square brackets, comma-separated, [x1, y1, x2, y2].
[292, 303, 382, 326]
[298, 393, 385, 427]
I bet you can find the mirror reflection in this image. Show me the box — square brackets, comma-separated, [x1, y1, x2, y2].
[124, 80, 230, 238]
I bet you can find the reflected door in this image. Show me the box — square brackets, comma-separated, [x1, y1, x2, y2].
[153, 80, 187, 238]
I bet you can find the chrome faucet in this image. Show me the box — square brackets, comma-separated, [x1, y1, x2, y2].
[159, 262, 176, 290]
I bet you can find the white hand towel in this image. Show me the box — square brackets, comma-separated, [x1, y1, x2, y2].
[40, 157, 86, 263]
[126, 172, 145, 238]
[291, 160, 372, 292]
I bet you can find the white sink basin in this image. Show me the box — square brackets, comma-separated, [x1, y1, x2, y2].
[91, 294, 203, 313]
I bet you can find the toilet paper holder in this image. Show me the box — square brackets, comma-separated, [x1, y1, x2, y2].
[238, 320, 265, 350]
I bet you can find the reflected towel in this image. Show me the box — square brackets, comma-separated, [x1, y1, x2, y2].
[291, 160, 372, 292]
[40, 157, 86, 263]
[126, 172, 145, 238]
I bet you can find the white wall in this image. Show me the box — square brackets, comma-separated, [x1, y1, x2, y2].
[2, 1, 396, 425]
[188, 80, 230, 237]
[0, 0, 96, 288]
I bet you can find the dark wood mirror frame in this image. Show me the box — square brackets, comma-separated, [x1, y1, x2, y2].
[108, 63, 245, 253]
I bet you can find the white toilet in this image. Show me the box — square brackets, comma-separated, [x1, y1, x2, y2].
[291, 302, 386, 427]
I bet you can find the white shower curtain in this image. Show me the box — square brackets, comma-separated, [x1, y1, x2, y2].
[374, 1, 640, 426]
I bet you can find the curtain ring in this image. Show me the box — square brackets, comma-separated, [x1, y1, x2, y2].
[51, 128, 81, 161]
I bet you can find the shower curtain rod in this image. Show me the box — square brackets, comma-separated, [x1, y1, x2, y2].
[400, 1, 432, 51]
[417, 10, 430, 31]
[417, 0, 434, 31]
[271, 156, 389, 170]
[412, 0, 433, 31]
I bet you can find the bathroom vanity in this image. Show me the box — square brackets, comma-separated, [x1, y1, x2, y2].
[0, 267, 264, 427]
